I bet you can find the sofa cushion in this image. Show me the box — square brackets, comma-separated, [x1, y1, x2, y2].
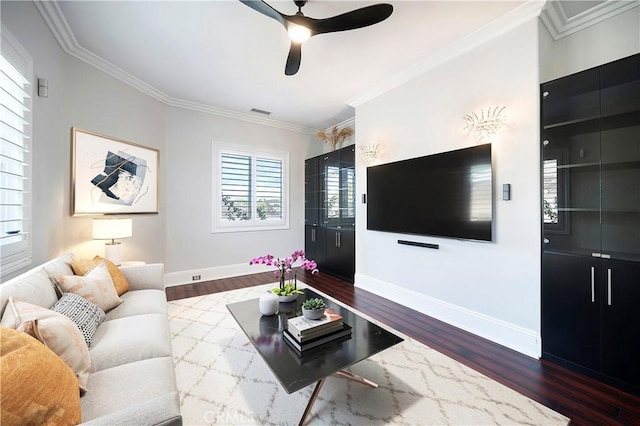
[1, 298, 91, 391]
[0, 326, 82, 425]
[53, 262, 123, 312]
[53, 293, 106, 347]
[71, 256, 130, 296]
[80, 357, 180, 424]
[0, 268, 58, 318]
[81, 357, 180, 424]
[89, 314, 172, 372]
[105, 289, 167, 321]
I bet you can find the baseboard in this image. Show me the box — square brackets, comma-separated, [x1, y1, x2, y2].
[354, 273, 541, 358]
[165, 263, 273, 287]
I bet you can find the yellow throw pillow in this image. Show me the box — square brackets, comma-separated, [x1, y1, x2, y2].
[54, 261, 123, 312]
[0, 297, 91, 392]
[1, 326, 82, 425]
[71, 255, 130, 295]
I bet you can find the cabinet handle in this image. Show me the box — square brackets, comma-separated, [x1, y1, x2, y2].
[543, 91, 549, 98]
[338, 232, 341, 248]
[335, 232, 338, 247]
[591, 267, 595, 303]
[607, 269, 612, 306]
[312, 228, 316, 242]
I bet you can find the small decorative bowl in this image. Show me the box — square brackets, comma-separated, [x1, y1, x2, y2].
[278, 294, 298, 303]
[302, 307, 325, 320]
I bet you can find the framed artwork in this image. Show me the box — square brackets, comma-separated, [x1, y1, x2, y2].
[71, 127, 159, 215]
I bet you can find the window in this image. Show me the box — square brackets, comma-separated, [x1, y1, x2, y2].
[1, 29, 32, 277]
[212, 143, 288, 233]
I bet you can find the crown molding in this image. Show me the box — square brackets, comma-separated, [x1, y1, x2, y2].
[33, 0, 319, 135]
[346, 0, 545, 108]
[166, 98, 317, 135]
[540, 0, 639, 41]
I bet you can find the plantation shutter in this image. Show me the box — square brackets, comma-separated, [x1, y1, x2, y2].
[0, 29, 32, 276]
[220, 153, 252, 221]
[256, 157, 282, 220]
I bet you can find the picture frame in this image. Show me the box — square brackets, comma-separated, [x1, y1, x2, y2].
[71, 127, 159, 215]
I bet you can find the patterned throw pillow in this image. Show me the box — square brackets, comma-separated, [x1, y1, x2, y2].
[0, 297, 91, 392]
[53, 293, 106, 347]
[53, 261, 123, 312]
[0, 326, 82, 424]
[71, 256, 130, 296]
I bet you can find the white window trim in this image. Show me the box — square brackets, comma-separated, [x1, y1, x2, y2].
[1, 28, 33, 277]
[211, 142, 289, 233]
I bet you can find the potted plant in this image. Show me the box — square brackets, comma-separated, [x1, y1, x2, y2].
[302, 298, 327, 320]
[250, 250, 319, 302]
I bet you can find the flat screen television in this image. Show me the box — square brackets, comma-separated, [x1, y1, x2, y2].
[366, 143, 493, 241]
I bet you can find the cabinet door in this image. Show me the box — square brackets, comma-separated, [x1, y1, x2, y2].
[324, 228, 341, 275]
[601, 259, 640, 387]
[339, 147, 356, 227]
[305, 225, 325, 266]
[305, 157, 320, 225]
[337, 229, 355, 280]
[542, 253, 601, 371]
[322, 150, 341, 226]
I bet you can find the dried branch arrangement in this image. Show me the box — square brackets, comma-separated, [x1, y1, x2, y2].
[316, 126, 354, 151]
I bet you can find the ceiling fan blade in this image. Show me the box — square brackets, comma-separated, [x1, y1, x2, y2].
[309, 4, 393, 35]
[239, 0, 286, 27]
[285, 42, 302, 76]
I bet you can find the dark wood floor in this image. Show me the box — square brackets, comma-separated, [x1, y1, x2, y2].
[166, 270, 640, 425]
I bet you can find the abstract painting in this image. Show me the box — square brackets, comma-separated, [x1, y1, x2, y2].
[71, 128, 159, 215]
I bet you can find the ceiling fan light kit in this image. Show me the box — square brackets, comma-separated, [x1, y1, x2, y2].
[240, 0, 393, 75]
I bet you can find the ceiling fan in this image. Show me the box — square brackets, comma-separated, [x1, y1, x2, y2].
[240, 0, 393, 75]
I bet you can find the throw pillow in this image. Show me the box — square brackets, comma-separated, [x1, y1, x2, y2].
[1, 298, 91, 392]
[71, 255, 130, 296]
[53, 261, 123, 312]
[53, 292, 106, 347]
[0, 326, 82, 425]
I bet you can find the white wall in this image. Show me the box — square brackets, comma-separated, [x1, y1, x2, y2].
[539, 6, 640, 83]
[163, 107, 317, 284]
[354, 19, 543, 357]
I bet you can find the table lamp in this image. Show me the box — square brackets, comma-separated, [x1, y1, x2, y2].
[92, 217, 132, 266]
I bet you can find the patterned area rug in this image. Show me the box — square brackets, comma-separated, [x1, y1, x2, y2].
[168, 284, 569, 425]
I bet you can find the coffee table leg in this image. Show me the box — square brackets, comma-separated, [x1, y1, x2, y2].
[335, 370, 378, 388]
[299, 378, 326, 426]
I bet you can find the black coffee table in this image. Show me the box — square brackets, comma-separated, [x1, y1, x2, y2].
[227, 286, 403, 425]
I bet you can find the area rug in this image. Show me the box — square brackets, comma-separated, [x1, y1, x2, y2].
[168, 283, 569, 425]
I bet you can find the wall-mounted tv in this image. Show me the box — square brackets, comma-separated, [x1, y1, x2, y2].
[366, 143, 493, 241]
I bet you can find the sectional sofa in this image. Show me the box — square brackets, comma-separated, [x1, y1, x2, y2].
[0, 253, 182, 425]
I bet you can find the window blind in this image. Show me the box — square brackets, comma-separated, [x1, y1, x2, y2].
[256, 157, 282, 220]
[220, 153, 252, 221]
[1, 29, 32, 276]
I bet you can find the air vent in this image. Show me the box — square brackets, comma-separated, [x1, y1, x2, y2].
[250, 108, 271, 116]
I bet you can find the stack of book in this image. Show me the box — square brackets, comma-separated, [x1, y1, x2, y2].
[284, 308, 352, 353]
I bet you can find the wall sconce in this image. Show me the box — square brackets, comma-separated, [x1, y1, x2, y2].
[463, 106, 507, 141]
[92, 217, 133, 266]
[359, 143, 381, 166]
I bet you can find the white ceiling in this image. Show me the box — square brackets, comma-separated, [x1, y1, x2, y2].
[37, 0, 634, 132]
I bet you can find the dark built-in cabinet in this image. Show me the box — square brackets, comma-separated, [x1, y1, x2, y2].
[305, 145, 356, 282]
[541, 53, 640, 393]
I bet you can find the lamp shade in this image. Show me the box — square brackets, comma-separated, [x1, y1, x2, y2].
[92, 217, 133, 240]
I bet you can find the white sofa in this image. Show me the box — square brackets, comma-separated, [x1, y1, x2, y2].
[0, 254, 182, 425]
